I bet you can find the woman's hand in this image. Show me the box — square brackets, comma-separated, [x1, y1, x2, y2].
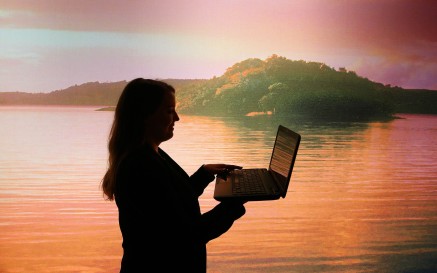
[219, 200, 247, 219]
[203, 164, 242, 176]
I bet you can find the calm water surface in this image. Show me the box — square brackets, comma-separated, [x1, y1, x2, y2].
[1, 106, 436, 273]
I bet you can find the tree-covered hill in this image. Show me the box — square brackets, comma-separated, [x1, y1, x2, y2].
[0, 55, 436, 120]
[0, 79, 204, 106]
[175, 55, 436, 119]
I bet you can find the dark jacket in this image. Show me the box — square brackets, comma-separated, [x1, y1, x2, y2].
[115, 145, 244, 273]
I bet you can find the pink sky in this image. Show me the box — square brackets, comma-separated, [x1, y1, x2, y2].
[0, 0, 436, 92]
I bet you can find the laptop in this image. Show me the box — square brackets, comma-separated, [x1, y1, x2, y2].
[213, 125, 301, 202]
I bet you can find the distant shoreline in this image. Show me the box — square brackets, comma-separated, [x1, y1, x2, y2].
[96, 106, 116, 111]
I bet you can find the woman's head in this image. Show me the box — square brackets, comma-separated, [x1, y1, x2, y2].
[102, 78, 178, 200]
[112, 78, 178, 150]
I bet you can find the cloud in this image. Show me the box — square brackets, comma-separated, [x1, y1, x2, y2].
[0, 0, 436, 91]
[349, 35, 437, 89]
[353, 56, 437, 89]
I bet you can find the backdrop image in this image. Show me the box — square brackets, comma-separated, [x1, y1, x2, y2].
[1, 1, 436, 272]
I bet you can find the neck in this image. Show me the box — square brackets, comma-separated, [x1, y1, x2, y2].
[143, 139, 160, 153]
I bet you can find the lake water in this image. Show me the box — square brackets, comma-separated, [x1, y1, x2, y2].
[1, 106, 436, 273]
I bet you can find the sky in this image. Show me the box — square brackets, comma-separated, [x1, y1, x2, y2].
[0, 0, 436, 93]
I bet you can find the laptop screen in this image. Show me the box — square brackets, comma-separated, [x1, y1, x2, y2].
[268, 125, 301, 197]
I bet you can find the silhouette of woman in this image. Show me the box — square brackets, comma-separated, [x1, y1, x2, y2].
[101, 78, 246, 272]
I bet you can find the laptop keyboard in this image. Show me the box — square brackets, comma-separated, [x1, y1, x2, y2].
[232, 169, 266, 195]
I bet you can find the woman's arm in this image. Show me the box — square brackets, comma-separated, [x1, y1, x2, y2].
[190, 164, 242, 196]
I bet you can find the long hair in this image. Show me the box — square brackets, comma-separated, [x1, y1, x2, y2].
[101, 78, 175, 200]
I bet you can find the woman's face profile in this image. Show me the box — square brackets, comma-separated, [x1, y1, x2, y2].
[144, 91, 180, 145]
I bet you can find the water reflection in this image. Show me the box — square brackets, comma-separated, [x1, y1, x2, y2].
[160, 113, 437, 273]
[1, 107, 436, 273]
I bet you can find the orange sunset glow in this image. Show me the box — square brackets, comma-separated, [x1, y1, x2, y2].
[1, 1, 437, 273]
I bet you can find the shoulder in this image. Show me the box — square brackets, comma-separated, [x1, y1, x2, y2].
[115, 147, 167, 195]
[119, 147, 164, 177]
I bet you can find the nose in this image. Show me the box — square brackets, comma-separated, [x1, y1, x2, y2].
[174, 110, 180, 121]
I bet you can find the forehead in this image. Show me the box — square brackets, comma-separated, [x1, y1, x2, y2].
[161, 91, 176, 105]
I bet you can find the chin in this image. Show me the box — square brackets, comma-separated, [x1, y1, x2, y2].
[166, 132, 174, 140]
